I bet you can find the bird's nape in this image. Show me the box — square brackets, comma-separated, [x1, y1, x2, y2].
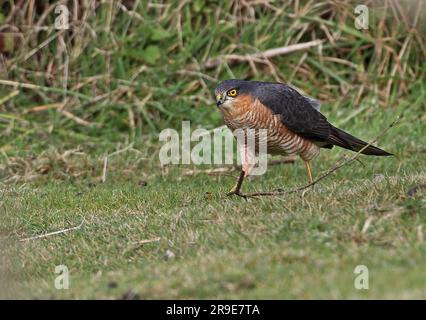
[327, 126, 393, 156]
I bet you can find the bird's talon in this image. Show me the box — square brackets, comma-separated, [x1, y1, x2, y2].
[226, 190, 247, 199]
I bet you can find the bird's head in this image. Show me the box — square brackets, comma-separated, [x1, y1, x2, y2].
[214, 79, 254, 108]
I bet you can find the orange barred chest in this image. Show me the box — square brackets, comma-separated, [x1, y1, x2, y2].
[221, 97, 320, 160]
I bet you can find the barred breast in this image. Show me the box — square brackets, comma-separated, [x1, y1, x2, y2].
[221, 95, 320, 161]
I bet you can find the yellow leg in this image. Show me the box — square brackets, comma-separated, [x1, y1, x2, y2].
[304, 160, 313, 184]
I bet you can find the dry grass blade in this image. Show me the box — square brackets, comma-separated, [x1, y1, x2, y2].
[0, 90, 20, 105]
[244, 116, 400, 197]
[134, 237, 161, 245]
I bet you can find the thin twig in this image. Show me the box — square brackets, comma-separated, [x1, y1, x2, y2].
[245, 117, 400, 197]
[22, 30, 64, 62]
[99, 143, 142, 183]
[19, 219, 85, 242]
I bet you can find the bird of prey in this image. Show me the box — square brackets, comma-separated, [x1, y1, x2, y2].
[214, 79, 392, 197]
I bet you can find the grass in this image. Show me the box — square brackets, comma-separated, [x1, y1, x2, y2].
[1, 0, 426, 299]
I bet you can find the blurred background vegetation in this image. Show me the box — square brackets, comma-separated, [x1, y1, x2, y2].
[0, 0, 425, 182]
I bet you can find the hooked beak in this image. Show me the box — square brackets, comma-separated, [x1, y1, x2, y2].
[216, 93, 225, 107]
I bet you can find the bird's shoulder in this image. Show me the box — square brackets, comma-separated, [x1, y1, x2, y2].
[253, 82, 331, 141]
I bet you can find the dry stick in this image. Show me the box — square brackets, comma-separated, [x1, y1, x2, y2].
[245, 117, 400, 197]
[204, 40, 323, 69]
[19, 219, 85, 242]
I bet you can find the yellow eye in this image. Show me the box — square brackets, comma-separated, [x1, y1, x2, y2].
[227, 89, 237, 97]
